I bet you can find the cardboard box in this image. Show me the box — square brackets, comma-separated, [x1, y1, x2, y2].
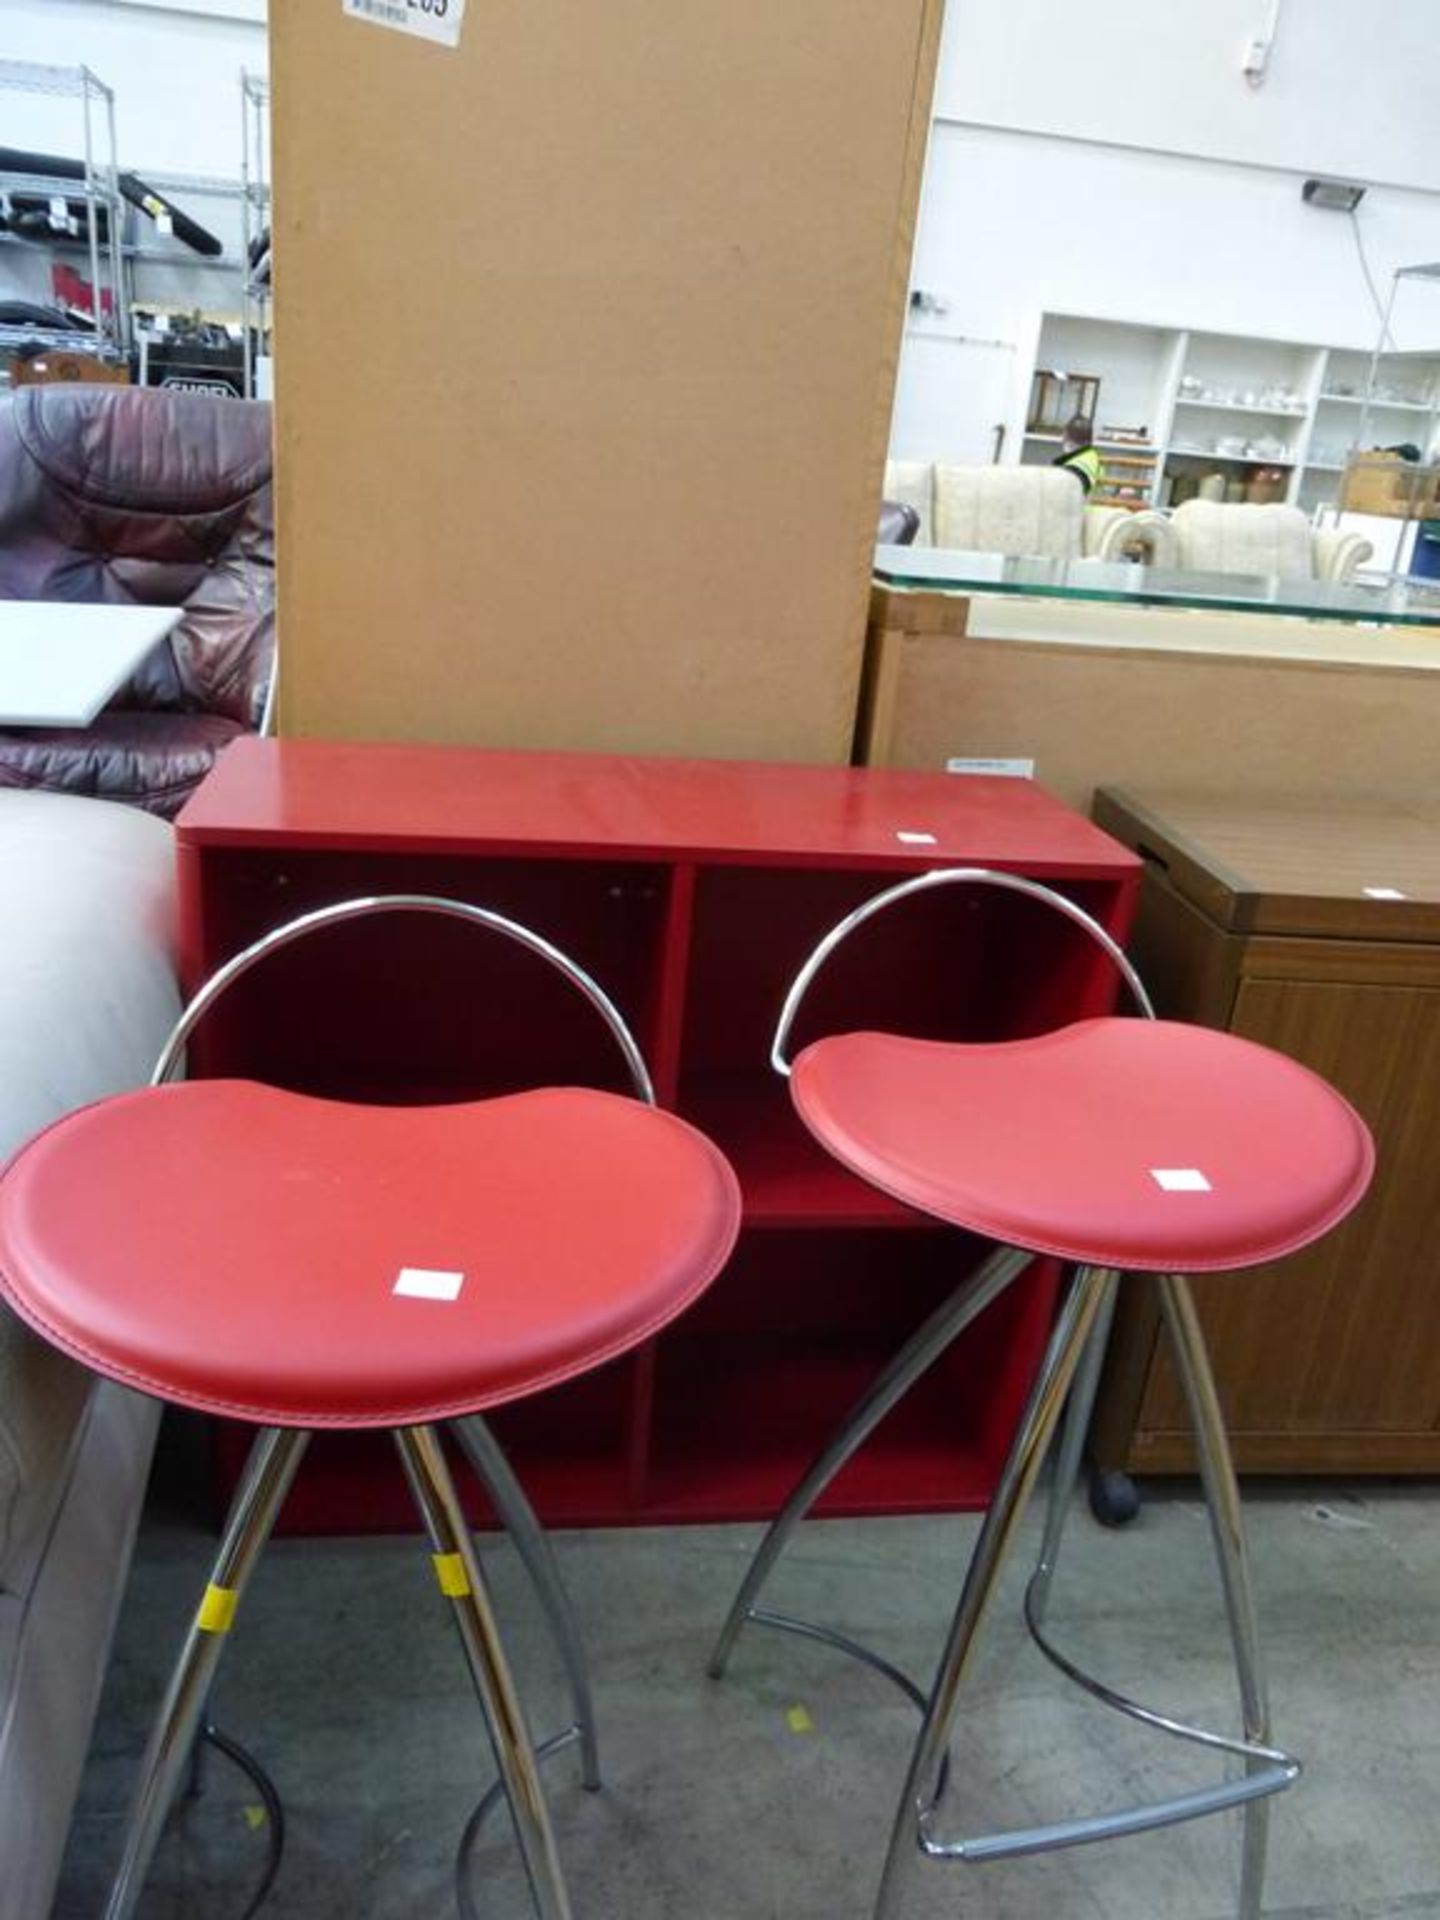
[1341, 454, 1440, 519]
[270, 2, 944, 763]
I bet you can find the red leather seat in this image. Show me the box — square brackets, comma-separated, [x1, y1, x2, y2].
[790, 1019, 1373, 1274]
[0, 1080, 740, 1426]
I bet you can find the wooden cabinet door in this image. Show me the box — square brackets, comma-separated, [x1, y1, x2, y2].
[1133, 970, 1440, 1470]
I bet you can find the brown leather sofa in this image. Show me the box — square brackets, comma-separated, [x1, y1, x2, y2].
[0, 385, 274, 817]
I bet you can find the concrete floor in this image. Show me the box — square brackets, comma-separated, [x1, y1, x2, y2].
[55, 1476, 1440, 1920]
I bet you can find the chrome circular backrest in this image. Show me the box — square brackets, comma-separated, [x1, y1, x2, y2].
[152, 893, 655, 1104]
[770, 866, 1154, 1078]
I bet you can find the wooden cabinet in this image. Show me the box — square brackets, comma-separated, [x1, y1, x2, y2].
[1089, 789, 1440, 1480]
[177, 738, 1138, 1532]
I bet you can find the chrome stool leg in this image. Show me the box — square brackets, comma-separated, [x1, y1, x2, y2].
[873, 1265, 1114, 1920]
[452, 1414, 601, 1792]
[103, 1425, 310, 1920]
[396, 1425, 573, 1920]
[1159, 1274, 1274, 1920]
[1027, 1276, 1121, 1630]
[1010, 1269, 1295, 1917]
[707, 1243, 1033, 1678]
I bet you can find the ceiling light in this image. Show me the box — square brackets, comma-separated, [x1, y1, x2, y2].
[1301, 178, 1366, 213]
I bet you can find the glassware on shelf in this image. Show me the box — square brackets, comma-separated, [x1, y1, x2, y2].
[1246, 467, 1288, 503]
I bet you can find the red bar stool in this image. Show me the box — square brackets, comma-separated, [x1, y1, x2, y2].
[0, 895, 741, 1920]
[708, 869, 1373, 1920]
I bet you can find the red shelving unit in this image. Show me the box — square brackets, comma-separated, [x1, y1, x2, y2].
[179, 739, 1139, 1531]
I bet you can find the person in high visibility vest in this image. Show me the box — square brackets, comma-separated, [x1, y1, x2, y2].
[1053, 414, 1103, 494]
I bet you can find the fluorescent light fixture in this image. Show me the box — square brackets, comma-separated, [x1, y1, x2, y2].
[1302, 178, 1366, 212]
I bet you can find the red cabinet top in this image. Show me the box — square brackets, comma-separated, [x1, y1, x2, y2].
[179, 738, 1138, 878]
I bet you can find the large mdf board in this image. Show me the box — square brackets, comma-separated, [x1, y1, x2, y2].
[270, 1, 942, 760]
[862, 594, 1440, 812]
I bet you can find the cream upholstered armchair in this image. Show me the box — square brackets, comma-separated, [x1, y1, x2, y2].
[1135, 501, 1374, 582]
[883, 460, 1147, 563]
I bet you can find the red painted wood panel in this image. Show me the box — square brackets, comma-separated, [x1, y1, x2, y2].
[180, 737, 1138, 877]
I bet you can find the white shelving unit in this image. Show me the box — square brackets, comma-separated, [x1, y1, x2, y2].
[1303, 347, 1440, 514]
[1014, 313, 1440, 516]
[1017, 316, 1178, 509]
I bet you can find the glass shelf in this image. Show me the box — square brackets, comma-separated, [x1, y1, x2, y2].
[1167, 447, 1297, 467]
[1320, 394, 1433, 412]
[874, 545, 1440, 627]
[1173, 398, 1308, 418]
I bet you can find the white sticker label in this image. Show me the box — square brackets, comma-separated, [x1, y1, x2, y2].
[896, 830, 938, 846]
[1150, 1168, 1212, 1193]
[946, 758, 1036, 780]
[393, 1266, 465, 1301]
[343, 0, 465, 49]
[1363, 887, 1407, 901]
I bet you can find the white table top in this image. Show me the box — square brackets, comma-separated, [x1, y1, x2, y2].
[0, 602, 183, 727]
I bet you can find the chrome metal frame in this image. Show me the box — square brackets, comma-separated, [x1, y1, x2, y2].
[150, 892, 655, 1104]
[712, 867, 1297, 1920]
[398, 1427, 573, 1920]
[769, 866, 1154, 1078]
[104, 1429, 310, 1920]
[453, 1417, 602, 1795]
[187, 1722, 285, 1920]
[103, 895, 649, 1916]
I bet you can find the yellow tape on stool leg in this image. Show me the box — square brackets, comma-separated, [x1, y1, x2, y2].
[432, 1552, 472, 1599]
[197, 1583, 239, 1634]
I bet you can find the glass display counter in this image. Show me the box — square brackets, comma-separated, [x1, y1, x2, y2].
[860, 545, 1440, 812]
[871, 544, 1440, 624]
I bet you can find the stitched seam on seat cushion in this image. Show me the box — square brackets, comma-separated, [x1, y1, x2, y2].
[788, 1097, 1375, 1274]
[0, 1219, 740, 1426]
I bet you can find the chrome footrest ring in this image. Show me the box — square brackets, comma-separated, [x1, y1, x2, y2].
[455, 1723, 594, 1920]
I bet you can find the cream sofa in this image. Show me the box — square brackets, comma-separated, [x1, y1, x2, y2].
[0, 793, 180, 1920]
[883, 459, 1150, 563]
[1132, 500, 1374, 582]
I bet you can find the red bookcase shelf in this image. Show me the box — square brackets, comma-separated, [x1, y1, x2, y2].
[177, 739, 1138, 1531]
[678, 1075, 921, 1228]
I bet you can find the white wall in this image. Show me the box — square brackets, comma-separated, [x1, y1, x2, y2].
[0, 0, 266, 177]
[0, 0, 268, 324]
[935, 0, 1440, 192]
[891, 0, 1440, 462]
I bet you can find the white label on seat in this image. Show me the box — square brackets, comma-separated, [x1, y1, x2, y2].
[393, 1267, 465, 1301]
[895, 830, 938, 845]
[1150, 1168, 1212, 1193]
[1363, 887, 1406, 900]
